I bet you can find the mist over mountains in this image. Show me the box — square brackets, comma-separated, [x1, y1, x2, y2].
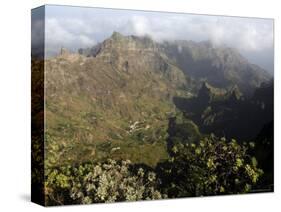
[40, 5, 273, 74]
[42, 33, 274, 75]
[77, 32, 271, 94]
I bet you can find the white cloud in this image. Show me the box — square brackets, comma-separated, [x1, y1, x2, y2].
[44, 6, 273, 72]
[45, 9, 273, 53]
[117, 14, 273, 53]
[45, 18, 96, 56]
[130, 16, 151, 36]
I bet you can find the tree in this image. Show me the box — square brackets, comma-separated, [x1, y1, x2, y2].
[156, 135, 263, 197]
[45, 159, 163, 205]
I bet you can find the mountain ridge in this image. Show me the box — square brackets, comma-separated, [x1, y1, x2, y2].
[78, 32, 271, 95]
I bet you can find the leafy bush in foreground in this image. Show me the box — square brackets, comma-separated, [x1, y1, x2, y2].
[157, 135, 263, 197]
[45, 135, 263, 205]
[45, 159, 163, 205]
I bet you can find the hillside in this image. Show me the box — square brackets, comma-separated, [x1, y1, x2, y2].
[45, 32, 192, 168]
[174, 80, 273, 141]
[44, 32, 272, 169]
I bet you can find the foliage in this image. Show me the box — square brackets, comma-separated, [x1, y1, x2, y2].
[45, 134, 264, 205]
[45, 159, 163, 205]
[157, 135, 263, 197]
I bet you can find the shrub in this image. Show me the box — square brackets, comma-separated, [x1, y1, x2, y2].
[45, 159, 163, 205]
[156, 135, 263, 197]
[45, 135, 263, 205]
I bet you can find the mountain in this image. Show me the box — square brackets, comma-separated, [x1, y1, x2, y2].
[171, 80, 273, 190]
[44, 32, 272, 168]
[161, 40, 271, 95]
[45, 32, 192, 168]
[79, 32, 271, 95]
[174, 80, 273, 141]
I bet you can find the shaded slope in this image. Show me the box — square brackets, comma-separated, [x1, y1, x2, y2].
[161, 40, 271, 95]
[174, 81, 273, 141]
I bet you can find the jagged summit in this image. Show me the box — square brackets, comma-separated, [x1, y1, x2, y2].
[78, 32, 158, 58]
[110, 31, 154, 44]
[161, 39, 270, 95]
[228, 85, 242, 100]
[111, 31, 125, 40]
[199, 81, 226, 96]
[197, 81, 243, 103]
[76, 32, 270, 95]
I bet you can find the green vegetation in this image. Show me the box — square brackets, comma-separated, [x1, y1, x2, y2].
[157, 135, 263, 197]
[31, 32, 273, 206]
[45, 134, 263, 205]
[45, 160, 163, 205]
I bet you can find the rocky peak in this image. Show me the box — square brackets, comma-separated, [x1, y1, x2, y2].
[111, 31, 125, 41]
[79, 32, 158, 59]
[161, 39, 270, 95]
[228, 85, 242, 100]
[198, 81, 232, 103]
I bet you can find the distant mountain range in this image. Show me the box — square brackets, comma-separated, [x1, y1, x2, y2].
[79, 32, 271, 95]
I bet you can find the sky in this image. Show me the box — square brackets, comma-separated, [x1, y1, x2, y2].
[32, 5, 274, 74]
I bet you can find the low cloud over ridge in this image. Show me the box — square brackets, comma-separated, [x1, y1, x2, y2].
[39, 5, 274, 73]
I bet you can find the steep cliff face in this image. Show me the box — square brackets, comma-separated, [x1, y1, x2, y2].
[46, 32, 191, 121]
[161, 40, 271, 95]
[174, 80, 273, 141]
[79, 32, 271, 96]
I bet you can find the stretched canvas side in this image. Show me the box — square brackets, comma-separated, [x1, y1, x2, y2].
[31, 6, 46, 206]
